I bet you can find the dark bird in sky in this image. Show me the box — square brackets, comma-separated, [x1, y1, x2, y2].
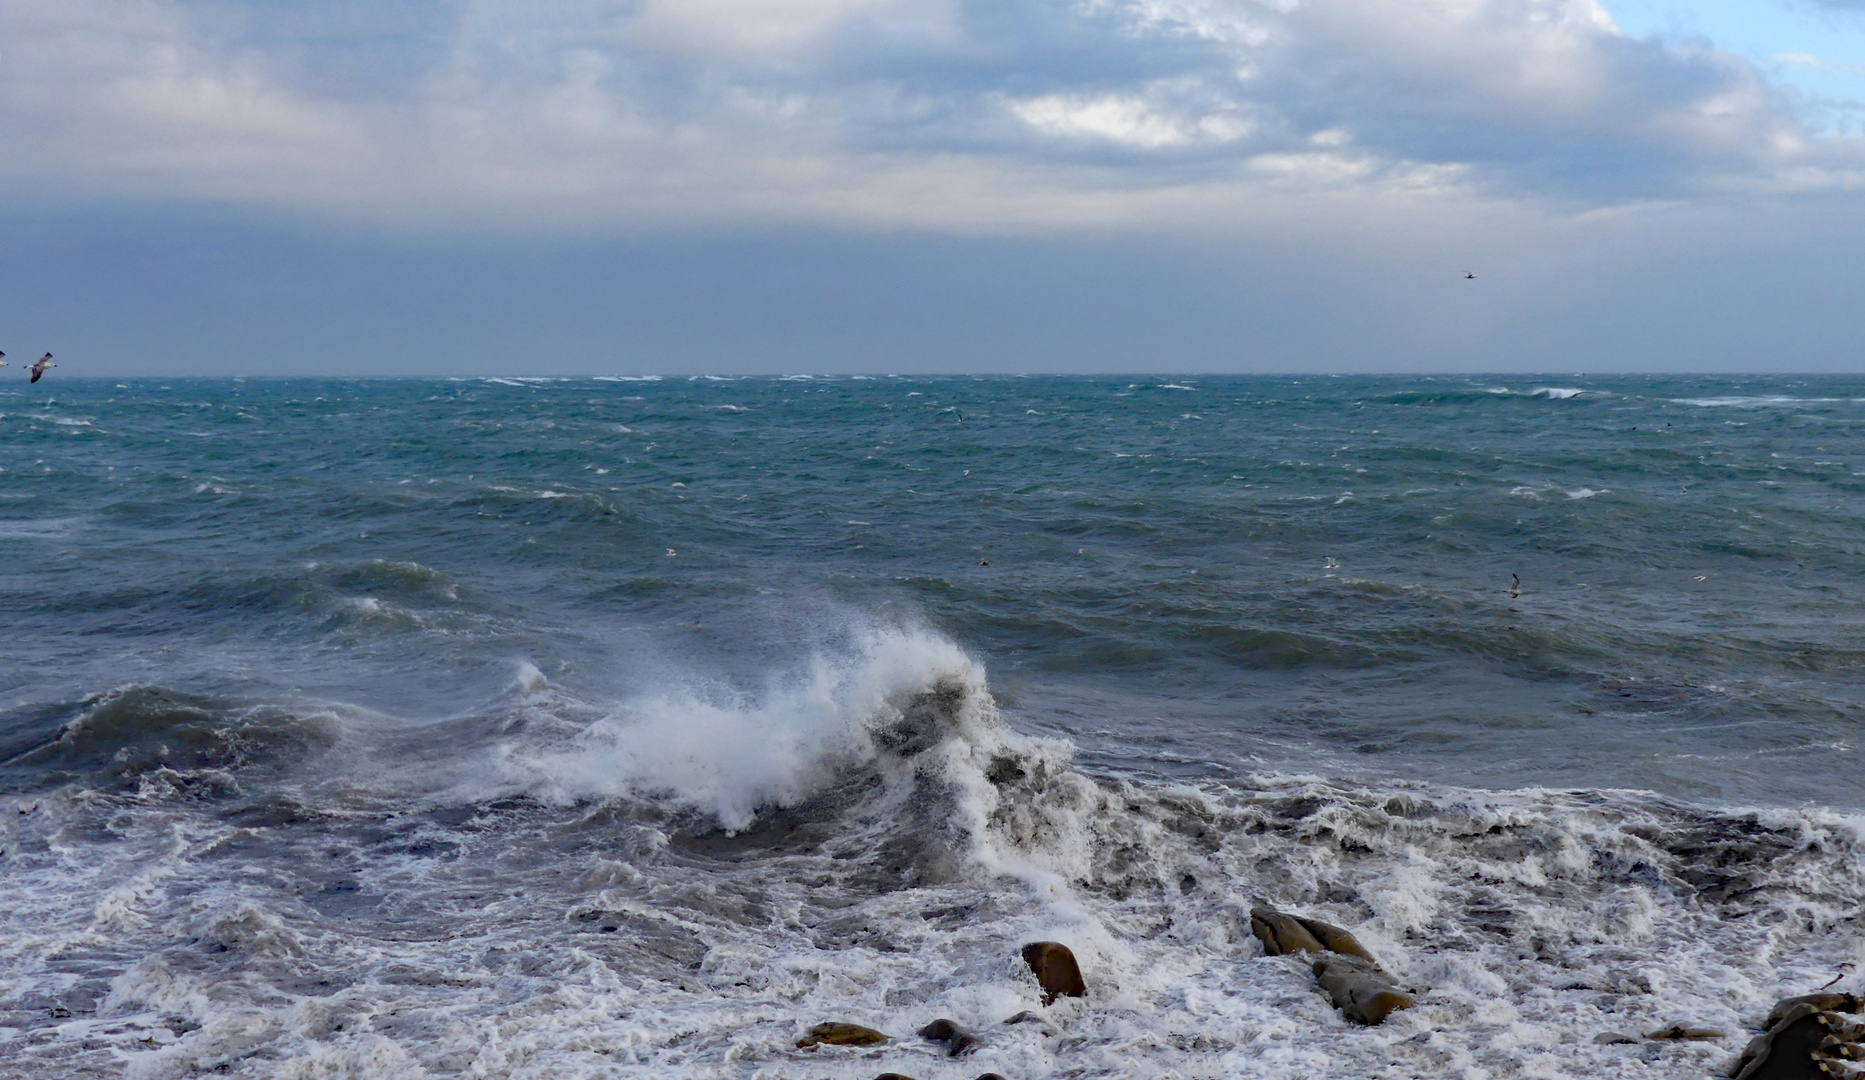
[29, 353, 54, 382]
[1510, 573, 1521, 599]
[1465, 272, 1477, 280]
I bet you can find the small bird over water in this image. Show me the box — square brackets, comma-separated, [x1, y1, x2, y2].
[29, 353, 53, 382]
[1510, 573, 1521, 599]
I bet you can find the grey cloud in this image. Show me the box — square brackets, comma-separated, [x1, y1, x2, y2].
[0, 0, 1852, 229]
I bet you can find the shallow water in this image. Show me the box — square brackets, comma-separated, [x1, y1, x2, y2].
[1, 375, 1862, 1078]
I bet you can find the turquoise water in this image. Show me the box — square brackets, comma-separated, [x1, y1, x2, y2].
[3, 375, 1863, 1078]
[5, 375, 1862, 803]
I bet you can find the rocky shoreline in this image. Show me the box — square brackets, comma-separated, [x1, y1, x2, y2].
[790, 929, 1864, 1079]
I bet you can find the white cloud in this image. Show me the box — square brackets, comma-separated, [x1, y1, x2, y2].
[0, 0, 1855, 232]
[624, 0, 951, 56]
[1011, 90, 1252, 147]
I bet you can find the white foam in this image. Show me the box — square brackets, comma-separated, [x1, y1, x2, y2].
[500, 625, 986, 831]
[1671, 395, 1845, 408]
[1530, 387, 1588, 400]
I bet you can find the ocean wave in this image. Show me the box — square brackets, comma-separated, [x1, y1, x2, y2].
[0, 685, 345, 792]
[2, 632, 1862, 1077]
[498, 625, 1001, 833]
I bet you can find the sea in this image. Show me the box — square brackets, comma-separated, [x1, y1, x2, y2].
[2, 374, 1862, 1079]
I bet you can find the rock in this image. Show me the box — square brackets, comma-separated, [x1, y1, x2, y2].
[918, 1018, 979, 1056]
[1020, 941, 1086, 1005]
[1254, 905, 1418, 1025]
[1293, 915, 1381, 966]
[975, 1075, 1009, 1080]
[796, 1022, 890, 1048]
[1732, 1002, 1865, 1080]
[873, 1074, 918, 1080]
[1595, 1032, 1640, 1045]
[1003, 1010, 1054, 1035]
[1768, 996, 1865, 1030]
[1646, 1024, 1727, 1040]
[1312, 955, 1416, 1026]
[1249, 907, 1326, 956]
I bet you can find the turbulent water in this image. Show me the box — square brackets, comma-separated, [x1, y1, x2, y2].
[2, 374, 1863, 1079]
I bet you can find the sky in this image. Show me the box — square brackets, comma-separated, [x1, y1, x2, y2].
[0, 0, 1860, 375]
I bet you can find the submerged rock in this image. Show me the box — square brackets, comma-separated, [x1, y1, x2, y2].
[797, 1022, 891, 1048]
[1646, 1024, 1727, 1040]
[1312, 955, 1416, 1026]
[918, 1018, 979, 1056]
[1020, 941, 1087, 1005]
[1595, 1032, 1640, 1045]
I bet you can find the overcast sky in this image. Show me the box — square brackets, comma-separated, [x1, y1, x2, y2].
[1, 0, 1860, 375]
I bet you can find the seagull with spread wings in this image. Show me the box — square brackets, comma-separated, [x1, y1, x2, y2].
[29, 353, 54, 382]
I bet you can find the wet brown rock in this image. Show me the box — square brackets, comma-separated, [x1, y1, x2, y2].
[1312, 956, 1415, 1026]
[918, 1018, 979, 1056]
[1768, 996, 1865, 1030]
[1825, 1038, 1865, 1061]
[1732, 1003, 1865, 1080]
[797, 1022, 890, 1048]
[1293, 916, 1381, 965]
[1249, 907, 1326, 956]
[1020, 941, 1086, 1005]
[1647, 1025, 1727, 1040]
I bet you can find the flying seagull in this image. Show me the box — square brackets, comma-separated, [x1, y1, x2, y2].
[1465, 272, 1477, 280]
[1510, 573, 1521, 599]
[29, 353, 54, 382]
[0, 350, 7, 369]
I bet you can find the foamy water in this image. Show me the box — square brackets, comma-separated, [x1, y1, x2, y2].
[3, 631, 1860, 1078]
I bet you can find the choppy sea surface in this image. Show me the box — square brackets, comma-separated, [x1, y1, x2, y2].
[2, 374, 1863, 1079]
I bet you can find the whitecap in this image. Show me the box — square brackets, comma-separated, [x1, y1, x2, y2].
[1671, 396, 1841, 408]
